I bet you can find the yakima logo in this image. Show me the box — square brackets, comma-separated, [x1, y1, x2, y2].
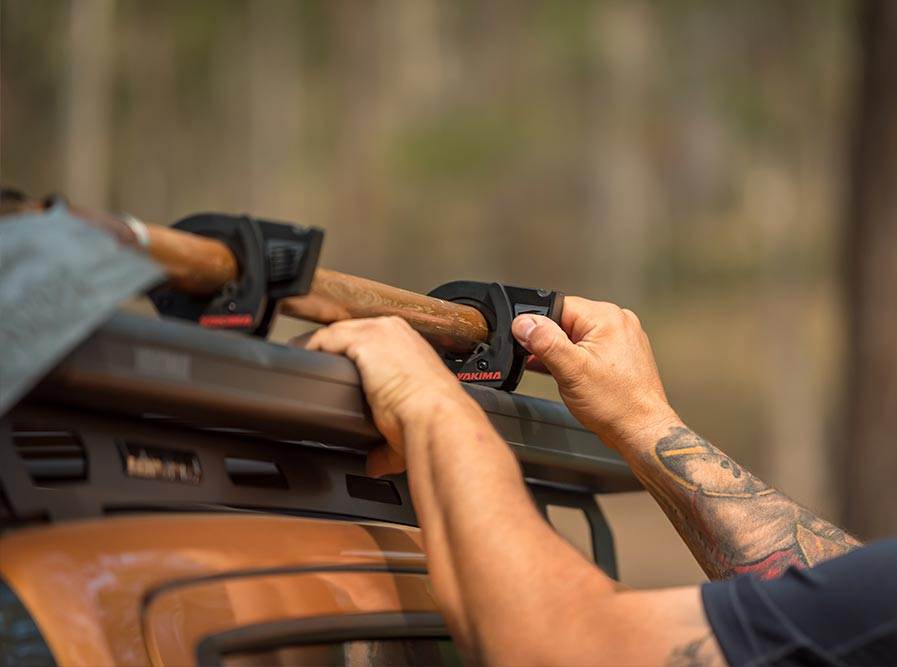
[200, 314, 253, 327]
[457, 371, 502, 381]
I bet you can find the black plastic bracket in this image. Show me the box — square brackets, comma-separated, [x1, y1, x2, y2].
[532, 485, 618, 578]
[427, 281, 564, 392]
[150, 213, 324, 337]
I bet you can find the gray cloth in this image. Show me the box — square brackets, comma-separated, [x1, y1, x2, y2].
[0, 203, 164, 415]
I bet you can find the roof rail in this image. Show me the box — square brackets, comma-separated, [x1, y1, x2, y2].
[34, 313, 640, 495]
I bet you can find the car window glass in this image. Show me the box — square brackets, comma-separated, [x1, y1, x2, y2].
[0, 578, 57, 667]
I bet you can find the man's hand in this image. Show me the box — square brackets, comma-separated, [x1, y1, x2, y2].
[512, 297, 679, 450]
[300, 316, 479, 477]
[513, 298, 862, 582]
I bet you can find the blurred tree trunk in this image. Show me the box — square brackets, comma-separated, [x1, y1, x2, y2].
[328, 0, 386, 279]
[842, 0, 897, 538]
[248, 0, 302, 218]
[584, 3, 656, 308]
[117, 2, 175, 222]
[64, 0, 114, 208]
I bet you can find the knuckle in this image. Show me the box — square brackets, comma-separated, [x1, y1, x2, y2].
[586, 302, 624, 328]
[365, 317, 394, 334]
[602, 305, 626, 330]
[327, 321, 354, 335]
[621, 308, 641, 327]
[564, 296, 588, 316]
[383, 315, 410, 331]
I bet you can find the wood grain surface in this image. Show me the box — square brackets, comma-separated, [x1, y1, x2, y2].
[144, 225, 238, 296]
[281, 268, 490, 354]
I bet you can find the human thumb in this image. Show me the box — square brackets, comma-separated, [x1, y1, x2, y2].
[512, 315, 580, 379]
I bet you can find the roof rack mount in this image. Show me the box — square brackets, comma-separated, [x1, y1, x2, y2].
[32, 312, 640, 495]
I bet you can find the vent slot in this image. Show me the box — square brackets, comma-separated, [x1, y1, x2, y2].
[345, 474, 402, 505]
[266, 241, 301, 282]
[12, 424, 88, 484]
[226, 457, 288, 489]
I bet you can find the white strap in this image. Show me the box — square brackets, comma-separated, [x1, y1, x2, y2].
[119, 212, 150, 251]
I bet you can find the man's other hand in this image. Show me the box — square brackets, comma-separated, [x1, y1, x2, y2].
[512, 297, 679, 449]
[297, 317, 478, 477]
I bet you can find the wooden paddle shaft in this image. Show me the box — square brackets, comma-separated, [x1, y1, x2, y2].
[0, 192, 490, 353]
[280, 269, 490, 353]
[143, 224, 239, 296]
[141, 223, 489, 352]
[148, 226, 489, 353]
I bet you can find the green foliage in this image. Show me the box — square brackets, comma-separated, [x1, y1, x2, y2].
[390, 107, 524, 187]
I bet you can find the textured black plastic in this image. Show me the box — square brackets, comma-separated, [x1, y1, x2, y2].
[150, 213, 323, 337]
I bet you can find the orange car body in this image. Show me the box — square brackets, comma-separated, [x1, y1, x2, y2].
[1, 515, 437, 666]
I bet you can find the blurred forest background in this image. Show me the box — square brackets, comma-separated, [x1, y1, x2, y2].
[2, 0, 896, 587]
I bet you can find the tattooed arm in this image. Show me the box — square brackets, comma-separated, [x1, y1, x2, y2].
[626, 424, 860, 580]
[511, 298, 861, 581]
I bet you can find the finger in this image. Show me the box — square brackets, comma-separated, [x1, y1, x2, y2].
[559, 295, 589, 336]
[303, 326, 335, 353]
[550, 296, 609, 341]
[287, 330, 318, 349]
[366, 444, 406, 478]
[560, 297, 628, 341]
[304, 319, 375, 356]
[512, 314, 583, 380]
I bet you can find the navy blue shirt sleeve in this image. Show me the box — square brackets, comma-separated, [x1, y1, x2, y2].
[701, 539, 897, 666]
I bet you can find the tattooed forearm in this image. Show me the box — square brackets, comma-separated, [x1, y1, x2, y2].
[634, 427, 861, 580]
[666, 633, 724, 667]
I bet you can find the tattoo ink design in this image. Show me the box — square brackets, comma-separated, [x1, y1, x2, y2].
[643, 427, 861, 580]
[666, 633, 723, 667]
[653, 430, 777, 499]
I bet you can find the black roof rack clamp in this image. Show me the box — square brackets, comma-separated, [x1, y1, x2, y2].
[150, 214, 324, 337]
[427, 281, 564, 392]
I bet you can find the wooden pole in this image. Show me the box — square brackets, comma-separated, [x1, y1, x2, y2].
[281, 269, 489, 353]
[142, 224, 239, 296]
[1, 192, 490, 353]
[138, 227, 489, 353]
